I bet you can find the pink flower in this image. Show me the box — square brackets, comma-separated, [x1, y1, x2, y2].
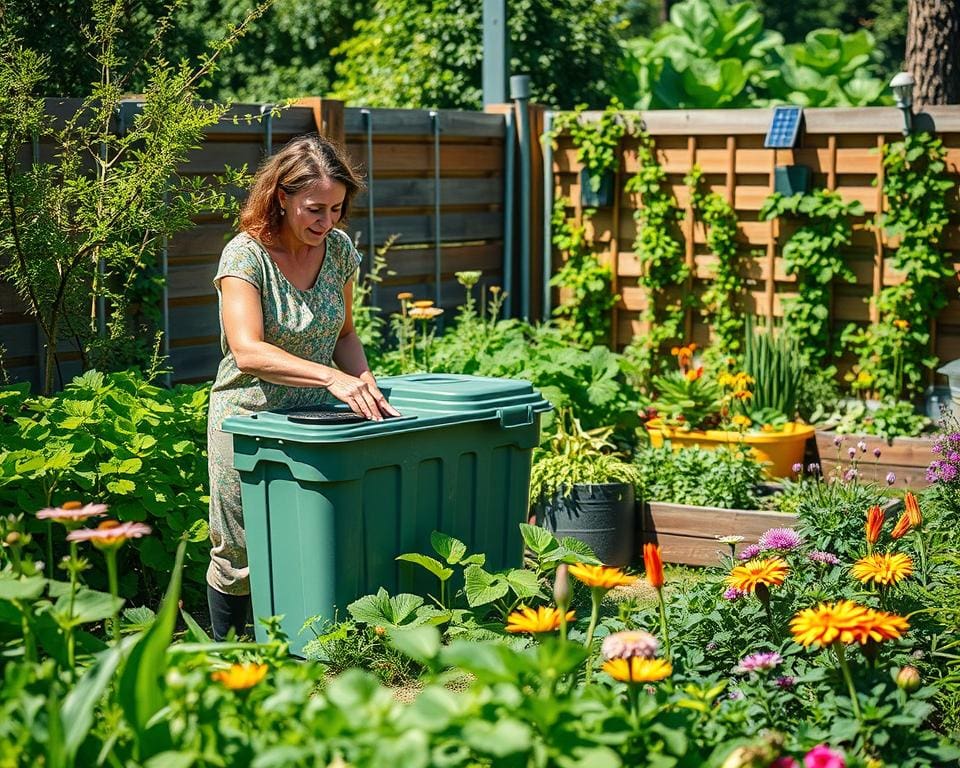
[734, 651, 782, 674]
[758, 527, 802, 551]
[738, 544, 762, 560]
[771, 758, 800, 768]
[67, 520, 152, 548]
[37, 502, 108, 524]
[601, 630, 659, 660]
[804, 745, 845, 768]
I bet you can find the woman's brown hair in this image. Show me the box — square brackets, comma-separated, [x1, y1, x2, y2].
[239, 133, 364, 244]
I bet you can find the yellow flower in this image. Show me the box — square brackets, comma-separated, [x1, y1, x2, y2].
[602, 656, 672, 683]
[568, 564, 637, 590]
[851, 552, 913, 586]
[856, 370, 874, 386]
[732, 390, 752, 401]
[396, 292, 414, 301]
[893, 319, 909, 331]
[727, 557, 788, 593]
[412, 299, 435, 308]
[211, 662, 268, 690]
[505, 605, 575, 634]
[790, 600, 909, 647]
[684, 366, 703, 382]
[731, 414, 752, 428]
[408, 306, 444, 320]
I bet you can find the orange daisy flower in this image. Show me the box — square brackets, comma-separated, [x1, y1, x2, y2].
[505, 605, 575, 634]
[865, 505, 884, 547]
[602, 657, 672, 683]
[211, 662, 268, 691]
[568, 564, 637, 590]
[890, 510, 913, 540]
[851, 552, 913, 586]
[727, 557, 788, 594]
[790, 600, 909, 647]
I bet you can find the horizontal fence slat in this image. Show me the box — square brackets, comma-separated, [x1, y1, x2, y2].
[344, 108, 505, 138]
[354, 177, 502, 210]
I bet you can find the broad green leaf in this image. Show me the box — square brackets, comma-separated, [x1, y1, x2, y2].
[107, 478, 136, 495]
[440, 640, 526, 684]
[395, 553, 453, 582]
[463, 565, 509, 607]
[55, 587, 124, 625]
[144, 752, 198, 768]
[504, 569, 541, 599]
[387, 625, 441, 665]
[0, 573, 47, 602]
[462, 718, 532, 757]
[429, 530, 467, 564]
[180, 608, 211, 643]
[519, 523, 557, 555]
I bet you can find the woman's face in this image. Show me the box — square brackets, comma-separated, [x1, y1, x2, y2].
[278, 177, 347, 248]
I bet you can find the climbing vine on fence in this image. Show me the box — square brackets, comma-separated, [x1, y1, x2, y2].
[622, 132, 687, 390]
[759, 190, 863, 365]
[550, 199, 616, 348]
[687, 166, 743, 355]
[550, 99, 631, 194]
[842, 132, 956, 401]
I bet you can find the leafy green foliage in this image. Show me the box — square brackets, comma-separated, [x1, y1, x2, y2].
[615, 0, 891, 109]
[0, 370, 210, 603]
[549, 200, 617, 348]
[812, 399, 931, 440]
[622, 132, 687, 390]
[760, 190, 863, 365]
[635, 445, 765, 509]
[687, 166, 743, 354]
[843, 133, 956, 401]
[649, 368, 724, 430]
[551, 99, 631, 192]
[331, 0, 625, 109]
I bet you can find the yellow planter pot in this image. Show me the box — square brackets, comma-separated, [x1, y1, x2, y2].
[646, 420, 816, 479]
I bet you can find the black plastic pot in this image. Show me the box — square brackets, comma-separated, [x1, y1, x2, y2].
[540, 482, 635, 567]
[579, 168, 615, 208]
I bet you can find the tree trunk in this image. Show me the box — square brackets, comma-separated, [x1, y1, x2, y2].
[907, 0, 960, 106]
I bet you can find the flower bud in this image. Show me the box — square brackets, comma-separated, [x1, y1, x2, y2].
[896, 665, 921, 693]
[374, 625, 387, 637]
[886, 472, 896, 486]
[4, 531, 20, 546]
[553, 563, 570, 610]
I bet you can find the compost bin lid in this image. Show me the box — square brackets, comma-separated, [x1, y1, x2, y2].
[220, 373, 552, 442]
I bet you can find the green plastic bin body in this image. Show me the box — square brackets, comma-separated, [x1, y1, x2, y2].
[220, 373, 551, 655]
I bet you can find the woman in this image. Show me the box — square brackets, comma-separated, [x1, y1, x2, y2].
[206, 134, 399, 640]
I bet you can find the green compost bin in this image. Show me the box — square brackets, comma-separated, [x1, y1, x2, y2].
[221, 373, 552, 655]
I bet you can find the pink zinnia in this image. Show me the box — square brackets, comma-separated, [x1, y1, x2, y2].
[738, 544, 762, 560]
[804, 744, 845, 768]
[37, 501, 108, 524]
[67, 520, 152, 548]
[734, 651, 782, 674]
[758, 527, 802, 551]
[601, 630, 659, 661]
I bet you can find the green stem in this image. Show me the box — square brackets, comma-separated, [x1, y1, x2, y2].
[67, 541, 79, 668]
[916, 531, 928, 588]
[46, 520, 54, 580]
[583, 588, 603, 685]
[105, 548, 120, 644]
[833, 642, 863, 722]
[657, 589, 671, 657]
[627, 681, 641, 730]
[14, 600, 36, 663]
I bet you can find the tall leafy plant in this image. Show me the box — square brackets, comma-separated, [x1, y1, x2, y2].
[843, 133, 955, 401]
[759, 190, 863, 365]
[742, 318, 803, 420]
[0, 3, 262, 393]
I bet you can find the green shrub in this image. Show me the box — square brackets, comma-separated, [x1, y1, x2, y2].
[635, 445, 766, 509]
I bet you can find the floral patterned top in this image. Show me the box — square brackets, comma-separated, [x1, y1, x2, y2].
[207, 229, 362, 431]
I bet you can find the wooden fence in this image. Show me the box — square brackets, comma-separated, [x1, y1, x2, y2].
[549, 106, 960, 375]
[0, 99, 510, 388]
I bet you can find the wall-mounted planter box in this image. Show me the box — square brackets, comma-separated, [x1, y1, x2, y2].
[579, 168, 615, 208]
[641, 501, 795, 567]
[814, 430, 936, 489]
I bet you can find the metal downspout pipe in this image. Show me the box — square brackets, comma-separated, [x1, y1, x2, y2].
[541, 111, 554, 322]
[431, 110, 442, 308]
[361, 109, 377, 306]
[501, 109, 515, 317]
[510, 75, 531, 321]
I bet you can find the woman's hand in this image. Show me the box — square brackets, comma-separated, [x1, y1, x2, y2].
[326, 369, 401, 421]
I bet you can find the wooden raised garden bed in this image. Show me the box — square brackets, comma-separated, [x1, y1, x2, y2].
[814, 430, 936, 489]
[641, 501, 796, 567]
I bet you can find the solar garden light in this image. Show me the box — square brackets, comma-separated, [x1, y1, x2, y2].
[890, 71, 915, 137]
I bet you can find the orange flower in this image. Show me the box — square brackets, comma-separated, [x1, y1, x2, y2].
[505, 605, 575, 634]
[643, 543, 664, 589]
[904, 492, 922, 527]
[408, 306, 444, 320]
[893, 319, 910, 330]
[684, 366, 703, 382]
[211, 662, 268, 690]
[727, 557, 788, 594]
[851, 552, 913, 586]
[602, 657, 672, 683]
[568, 564, 637, 590]
[790, 600, 909, 647]
[865, 505, 884, 547]
[890, 510, 912, 539]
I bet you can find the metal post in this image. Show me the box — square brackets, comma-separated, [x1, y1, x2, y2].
[361, 109, 377, 305]
[511, 75, 531, 321]
[160, 188, 171, 388]
[31, 133, 46, 388]
[482, 0, 509, 106]
[431, 110, 442, 307]
[541, 111, 554, 322]
[260, 104, 274, 156]
[502, 109, 515, 317]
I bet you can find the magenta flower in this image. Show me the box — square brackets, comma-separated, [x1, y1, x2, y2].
[791, 462, 803, 473]
[807, 462, 821, 476]
[847, 447, 856, 460]
[808, 551, 841, 566]
[67, 520, 152, 549]
[601, 630, 659, 661]
[734, 651, 782, 674]
[758, 527, 802, 551]
[723, 587, 746, 601]
[873, 447, 882, 459]
[37, 502, 108, 524]
[857, 440, 867, 453]
[737, 544, 762, 560]
[775, 675, 796, 689]
[804, 745, 845, 768]
[833, 435, 844, 447]
[771, 758, 800, 768]
[843, 468, 859, 482]
[886, 472, 896, 486]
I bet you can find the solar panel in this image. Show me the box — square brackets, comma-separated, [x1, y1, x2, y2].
[764, 106, 803, 149]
